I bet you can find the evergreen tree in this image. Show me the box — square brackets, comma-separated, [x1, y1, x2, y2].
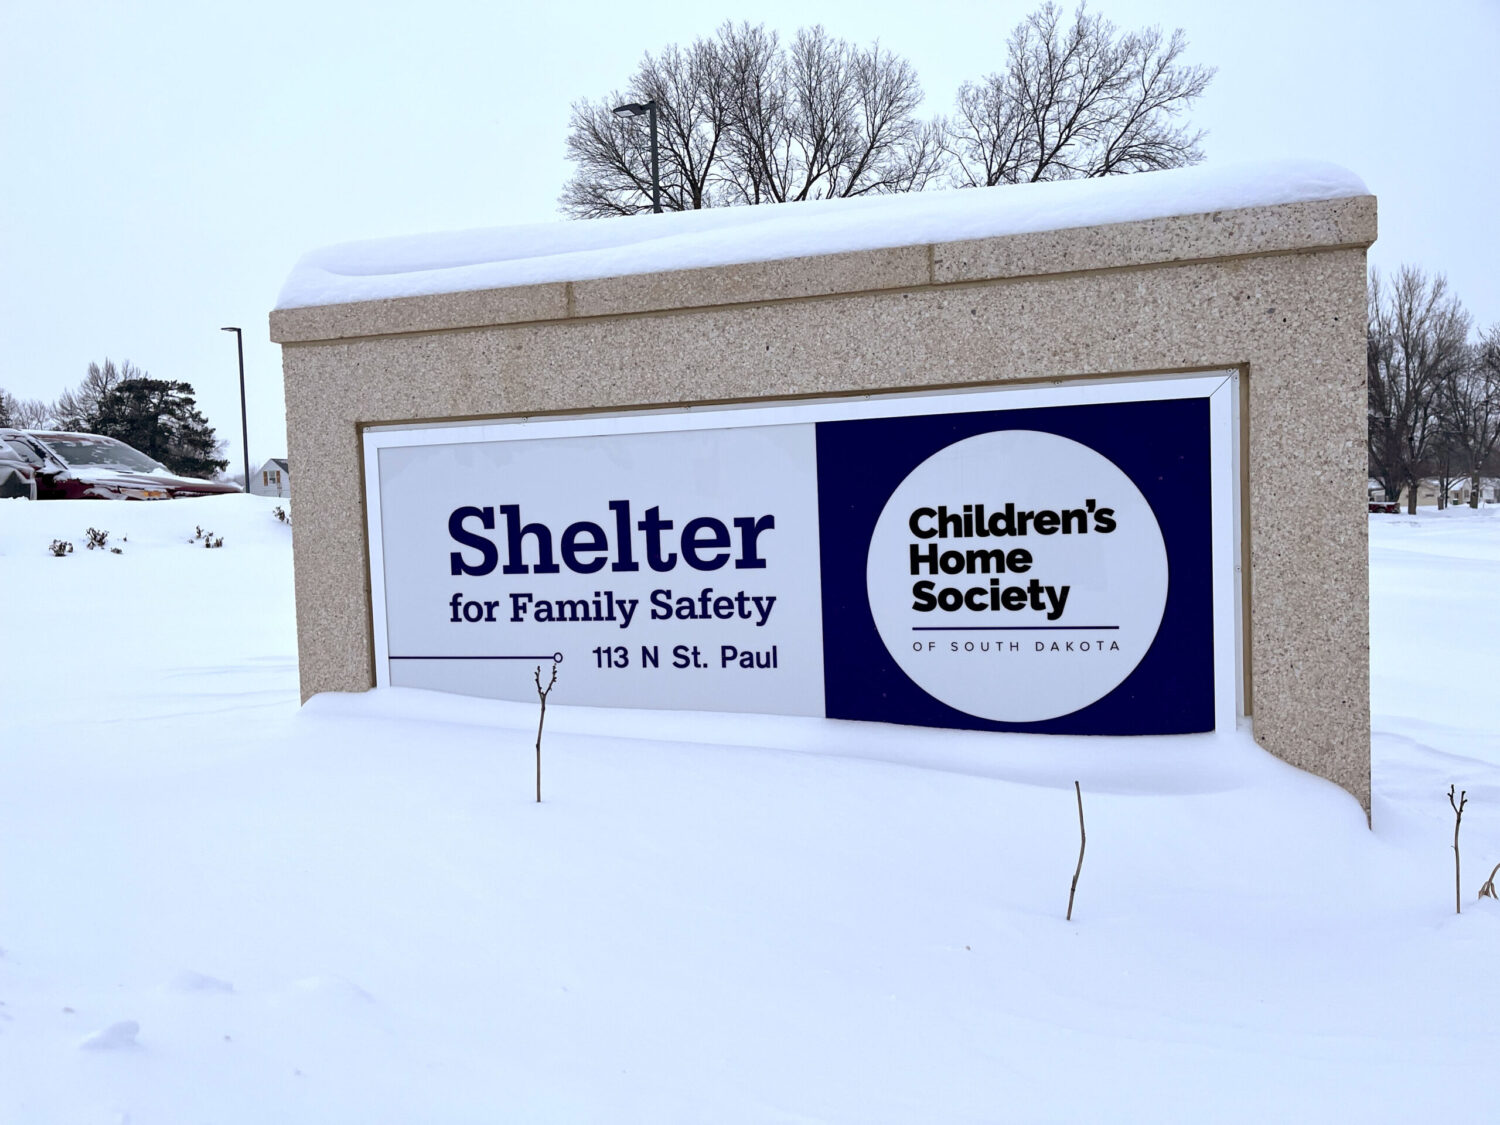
[92, 378, 228, 479]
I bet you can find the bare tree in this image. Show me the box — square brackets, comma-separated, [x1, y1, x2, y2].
[1438, 326, 1500, 508]
[0, 388, 51, 429]
[51, 359, 144, 433]
[11, 396, 51, 428]
[559, 21, 943, 217]
[713, 22, 785, 206]
[944, 2, 1213, 187]
[561, 38, 734, 217]
[1367, 268, 1472, 513]
[1426, 429, 1463, 510]
[721, 24, 944, 204]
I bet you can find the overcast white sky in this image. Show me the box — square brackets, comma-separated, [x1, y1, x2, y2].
[2, 0, 1496, 470]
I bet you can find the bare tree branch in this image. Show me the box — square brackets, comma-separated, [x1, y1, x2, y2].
[51, 359, 142, 433]
[0, 388, 51, 429]
[1449, 785, 1467, 915]
[943, 2, 1213, 187]
[560, 7, 1214, 214]
[560, 37, 738, 218]
[534, 662, 557, 804]
[1067, 780, 1086, 921]
[1367, 268, 1472, 511]
[561, 21, 943, 215]
[1436, 325, 1500, 507]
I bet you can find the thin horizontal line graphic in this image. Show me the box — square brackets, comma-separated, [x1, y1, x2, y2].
[910, 626, 1119, 632]
[390, 653, 564, 661]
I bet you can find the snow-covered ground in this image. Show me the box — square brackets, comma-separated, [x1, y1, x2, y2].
[1, 496, 1497, 1123]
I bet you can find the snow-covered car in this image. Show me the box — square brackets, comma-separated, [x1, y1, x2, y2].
[0, 429, 242, 500]
[0, 434, 38, 499]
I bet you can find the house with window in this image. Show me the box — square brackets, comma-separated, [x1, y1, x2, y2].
[249, 457, 290, 498]
[1442, 477, 1499, 506]
[1367, 476, 1500, 508]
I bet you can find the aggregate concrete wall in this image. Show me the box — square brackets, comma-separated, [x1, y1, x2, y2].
[271, 195, 1376, 809]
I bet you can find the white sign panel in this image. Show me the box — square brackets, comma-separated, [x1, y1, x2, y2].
[375, 424, 825, 715]
[363, 374, 1242, 735]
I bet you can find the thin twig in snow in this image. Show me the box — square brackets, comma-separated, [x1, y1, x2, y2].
[1449, 785, 1467, 915]
[533, 663, 557, 804]
[1067, 781, 1086, 922]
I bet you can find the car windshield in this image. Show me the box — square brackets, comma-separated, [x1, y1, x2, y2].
[42, 436, 165, 473]
[1, 435, 49, 467]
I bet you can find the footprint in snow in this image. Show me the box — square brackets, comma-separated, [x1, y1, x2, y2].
[263, 975, 375, 1010]
[170, 971, 234, 994]
[79, 1020, 140, 1051]
[289, 975, 374, 1004]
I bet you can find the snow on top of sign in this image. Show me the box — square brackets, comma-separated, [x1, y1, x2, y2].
[275, 159, 1367, 310]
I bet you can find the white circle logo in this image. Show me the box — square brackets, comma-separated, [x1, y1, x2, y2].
[865, 430, 1168, 722]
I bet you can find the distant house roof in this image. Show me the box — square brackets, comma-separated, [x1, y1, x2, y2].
[1417, 477, 1500, 491]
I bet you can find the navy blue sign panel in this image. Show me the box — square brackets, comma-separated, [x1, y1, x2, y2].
[815, 397, 1215, 735]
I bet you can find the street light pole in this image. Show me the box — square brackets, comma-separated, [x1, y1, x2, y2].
[220, 326, 249, 493]
[612, 99, 661, 214]
[648, 100, 660, 215]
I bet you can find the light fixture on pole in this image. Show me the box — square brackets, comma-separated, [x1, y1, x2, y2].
[612, 99, 661, 214]
[220, 326, 250, 493]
